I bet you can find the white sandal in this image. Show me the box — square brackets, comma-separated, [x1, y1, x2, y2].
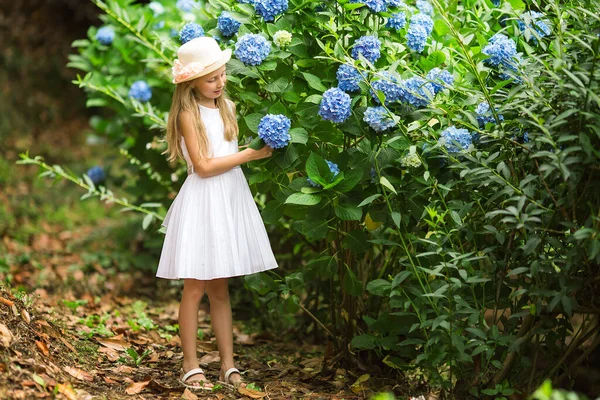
[180, 367, 213, 391]
[219, 367, 244, 388]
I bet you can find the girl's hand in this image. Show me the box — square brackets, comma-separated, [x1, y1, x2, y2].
[245, 145, 274, 161]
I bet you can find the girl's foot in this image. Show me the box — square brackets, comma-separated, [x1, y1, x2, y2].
[180, 366, 214, 390]
[219, 365, 245, 388]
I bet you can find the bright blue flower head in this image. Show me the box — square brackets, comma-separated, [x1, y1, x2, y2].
[258, 114, 291, 149]
[217, 12, 241, 37]
[352, 36, 382, 63]
[426, 68, 454, 94]
[371, 71, 403, 104]
[439, 126, 472, 152]
[129, 81, 152, 102]
[386, 0, 406, 6]
[337, 64, 362, 93]
[86, 166, 106, 185]
[319, 88, 352, 123]
[517, 11, 551, 43]
[416, 0, 434, 15]
[307, 160, 340, 187]
[399, 76, 435, 107]
[235, 34, 271, 65]
[364, 106, 398, 132]
[179, 23, 204, 44]
[149, 2, 165, 16]
[482, 33, 517, 67]
[349, 0, 387, 12]
[411, 13, 434, 35]
[406, 24, 428, 52]
[255, 0, 288, 22]
[176, 0, 195, 12]
[96, 26, 115, 45]
[386, 12, 406, 30]
[475, 101, 504, 127]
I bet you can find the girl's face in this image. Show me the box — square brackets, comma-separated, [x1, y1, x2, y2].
[193, 65, 227, 100]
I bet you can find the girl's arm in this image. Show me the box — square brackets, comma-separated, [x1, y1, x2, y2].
[179, 111, 272, 178]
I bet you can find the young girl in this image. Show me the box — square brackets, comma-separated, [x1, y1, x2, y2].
[156, 36, 279, 390]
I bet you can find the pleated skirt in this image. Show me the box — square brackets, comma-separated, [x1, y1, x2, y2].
[156, 166, 279, 280]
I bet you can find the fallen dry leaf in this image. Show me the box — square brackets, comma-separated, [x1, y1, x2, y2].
[0, 296, 14, 307]
[238, 386, 267, 399]
[20, 308, 31, 324]
[0, 323, 13, 347]
[59, 337, 76, 353]
[96, 336, 130, 351]
[114, 365, 135, 374]
[125, 379, 151, 395]
[182, 388, 199, 400]
[98, 346, 120, 362]
[35, 340, 50, 357]
[64, 366, 94, 382]
[56, 383, 77, 400]
[198, 351, 220, 366]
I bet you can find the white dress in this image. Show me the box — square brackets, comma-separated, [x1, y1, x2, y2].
[156, 103, 279, 280]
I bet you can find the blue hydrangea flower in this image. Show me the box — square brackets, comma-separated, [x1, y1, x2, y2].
[399, 76, 435, 107]
[369, 166, 377, 183]
[364, 106, 398, 132]
[475, 101, 504, 127]
[406, 25, 428, 52]
[439, 126, 472, 152]
[234, 34, 271, 65]
[482, 33, 517, 67]
[154, 21, 165, 30]
[352, 36, 382, 63]
[86, 166, 106, 185]
[349, 0, 387, 12]
[337, 64, 362, 93]
[371, 71, 403, 104]
[96, 26, 115, 45]
[217, 12, 241, 37]
[176, 0, 195, 12]
[426, 68, 454, 94]
[492, 0, 501, 5]
[307, 160, 340, 187]
[517, 11, 551, 43]
[411, 13, 434, 35]
[386, 0, 406, 6]
[129, 80, 152, 102]
[416, 0, 434, 15]
[179, 23, 204, 44]
[255, 0, 288, 22]
[319, 88, 352, 123]
[149, 1, 165, 15]
[523, 131, 530, 143]
[386, 12, 406, 30]
[258, 114, 291, 149]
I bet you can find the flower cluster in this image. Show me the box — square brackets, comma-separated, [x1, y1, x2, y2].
[386, 12, 406, 31]
[176, 0, 195, 12]
[307, 160, 340, 187]
[426, 68, 454, 94]
[439, 126, 472, 152]
[86, 166, 106, 185]
[349, 0, 387, 12]
[148, 2, 165, 16]
[273, 30, 292, 47]
[482, 33, 523, 82]
[371, 71, 403, 104]
[517, 11, 551, 43]
[179, 23, 204, 44]
[319, 88, 352, 123]
[235, 34, 271, 65]
[337, 64, 362, 93]
[386, 0, 406, 6]
[129, 81, 152, 102]
[364, 106, 398, 132]
[416, 0, 434, 15]
[217, 12, 241, 37]
[406, 14, 433, 52]
[255, 0, 288, 22]
[352, 36, 382, 63]
[400, 152, 422, 168]
[258, 114, 291, 149]
[475, 101, 504, 127]
[400, 77, 435, 107]
[96, 26, 115, 45]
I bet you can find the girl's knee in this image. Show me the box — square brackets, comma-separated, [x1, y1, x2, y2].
[183, 279, 207, 301]
[207, 279, 230, 303]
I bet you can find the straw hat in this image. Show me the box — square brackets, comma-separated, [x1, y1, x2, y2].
[172, 37, 232, 84]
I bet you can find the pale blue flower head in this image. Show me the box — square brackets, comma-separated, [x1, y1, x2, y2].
[319, 88, 352, 123]
[179, 23, 204, 44]
[235, 34, 271, 65]
[258, 114, 291, 149]
[364, 106, 398, 132]
[218, 12, 241, 37]
[371, 71, 403, 104]
[255, 0, 289, 22]
[352, 36, 382, 63]
[149, 2, 165, 16]
[96, 26, 115, 45]
[176, 0, 195, 12]
[129, 81, 152, 102]
[386, 12, 406, 31]
[439, 126, 472, 152]
[349, 0, 387, 12]
[410, 13, 434, 35]
[337, 64, 362, 93]
[426, 68, 454, 94]
[399, 76, 435, 107]
[475, 101, 504, 127]
[416, 0, 434, 15]
[406, 24, 428, 52]
[482, 33, 517, 67]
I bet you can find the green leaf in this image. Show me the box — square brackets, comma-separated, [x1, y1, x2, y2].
[301, 72, 327, 92]
[427, 51, 446, 67]
[285, 193, 322, 205]
[306, 152, 333, 186]
[507, 0, 526, 10]
[289, 127, 308, 145]
[379, 176, 397, 194]
[358, 194, 382, 207]
[264, 77, 289, 93]
[366, 279, 392, 296]
[343, 266, 363, 296]
[335, 168, 362, 193]
[335, 205, 363, 221]
[244, 113, 264, 133]
[142, 213, 153, 230]
[342, 230, 369, 253]
[351, 334, 378, 349]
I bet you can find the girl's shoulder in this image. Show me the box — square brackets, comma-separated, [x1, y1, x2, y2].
[225, 98, 236, 112]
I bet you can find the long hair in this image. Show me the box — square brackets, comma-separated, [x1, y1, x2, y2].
[162, 79, 238, 164]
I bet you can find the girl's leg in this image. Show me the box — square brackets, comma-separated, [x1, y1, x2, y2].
[179, 278, 213, 387]
[206, 278, 243, 386]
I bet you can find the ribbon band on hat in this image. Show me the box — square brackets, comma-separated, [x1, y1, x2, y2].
[172, 58, 221, 84]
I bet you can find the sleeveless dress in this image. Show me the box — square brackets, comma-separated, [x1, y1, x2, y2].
[156, 103, 279, 280]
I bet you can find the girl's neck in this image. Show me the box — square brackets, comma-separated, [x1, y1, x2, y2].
[198, 99, 218, 109]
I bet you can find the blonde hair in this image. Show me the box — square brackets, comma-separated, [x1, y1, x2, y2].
[162, 79, 238, 163]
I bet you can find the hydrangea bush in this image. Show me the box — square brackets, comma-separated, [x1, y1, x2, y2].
[19, 0, 600, 396]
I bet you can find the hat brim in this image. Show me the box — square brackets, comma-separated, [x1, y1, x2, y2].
[173, 48, 233, 84]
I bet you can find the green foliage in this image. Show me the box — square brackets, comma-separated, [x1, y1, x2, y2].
[18, 0, 600, 396]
